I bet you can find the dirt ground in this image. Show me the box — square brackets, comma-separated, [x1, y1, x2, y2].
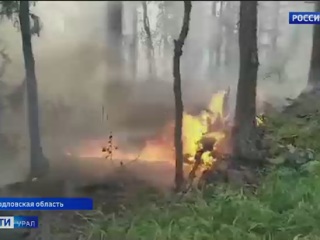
[0, 156, 175, 239]
[0, 150, 178, 239]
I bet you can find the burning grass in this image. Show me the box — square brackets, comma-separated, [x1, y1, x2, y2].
[66, 89, 236, 181]
[68, 88, 266, 174]
[62, 89, 270, 196]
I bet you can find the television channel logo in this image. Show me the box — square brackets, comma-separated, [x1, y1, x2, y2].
[0, 216, 38, 229]
[289, 12, 320, 24]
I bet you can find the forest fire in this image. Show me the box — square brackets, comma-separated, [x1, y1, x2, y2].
[67, 90, 233, 169]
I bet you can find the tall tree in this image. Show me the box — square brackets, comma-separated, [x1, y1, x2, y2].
[0, 49, 11, 79]
[129, 3, 138, 80]
[173, 1, 191, 191]
[19, 0, 48, 177]
[270, 2, 280, 52]
[308, 1, 320, 87]
[257, 2, 280, 63]
[214, 2, 223, 67]
[159, 1, 173, 54]
[222, 2, 237, 67]
[107, 1, 123, 76]
[209, 1, 223, 70]
[142, 1, 156, 79]
[232, 1, 259, 161]
[212, 1, 217, 16]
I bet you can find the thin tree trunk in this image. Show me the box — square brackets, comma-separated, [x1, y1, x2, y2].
[173, 1, 191, 191]
[212, 1, 217, 16]
[270, 2, 280, 52]
[162, 1, 171, 54]
[233, 1, 260, 162]
[215, 1, 223, 67]
[160, 1, 170, 51]
[215, 33, 222, 67]
[308, 1, 320, 87]
[222, 2, 234, 67]
[107, 1, 123, 77]
[209, 1, 222, 71]
[130, 4, 138, 80]
[208, 2, 216, 72]
[208, 2, 222, 80]
[142, 1, 156, 79]
[0, 50, 10, 79]
[19, 0, 48, 177]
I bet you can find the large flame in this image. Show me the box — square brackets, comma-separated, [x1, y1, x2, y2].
[67, 90, 263, 167]
[182, 90, 228, 165]
[68, 90, 228, 166]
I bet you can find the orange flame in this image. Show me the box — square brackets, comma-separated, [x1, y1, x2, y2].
[68, 90, 235, 167]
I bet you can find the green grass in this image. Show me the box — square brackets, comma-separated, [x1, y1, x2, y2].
[83, 165, 320, 240]
[83, 112, 320, 240]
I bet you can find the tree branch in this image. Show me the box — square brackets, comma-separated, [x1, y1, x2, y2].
[174, 1, 191, 57]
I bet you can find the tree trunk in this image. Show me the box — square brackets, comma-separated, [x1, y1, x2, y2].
[209, 1, 222, 72]
[215, 32, 222, 67]
[19, 1, 48, 177]
[215, 1, 223, 67]
[233, 1, 259, 162]
[222, 2, 236, 67]
[162, 2, 172, 54]
[208, 2, 216, 72]
[308, 1, 320, 87]
[142, 1, 156, 79]
[107, 1, 123, 77]
[129, 3, 138, 80]
[173, 1, 191, 191]
[270, 2, 280, 52]
[0, 50, 10, 79]
[212, 1, 217, 17]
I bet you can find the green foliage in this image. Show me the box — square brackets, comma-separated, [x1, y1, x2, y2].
[266, 112, 320, 168]
[0, 1, 19, 19]
[0, 1, 37, 18]
[0, 1, 41, 36]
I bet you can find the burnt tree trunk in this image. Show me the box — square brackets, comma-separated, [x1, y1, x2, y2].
[233, 1, 260, 162]
[19, 1, 48, 177]
[308, 1, 320, 87]
[173, 1, 191, 191]
[142, 1, 156, 79]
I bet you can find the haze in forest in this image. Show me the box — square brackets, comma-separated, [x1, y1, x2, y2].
[0, 1, 315, 186]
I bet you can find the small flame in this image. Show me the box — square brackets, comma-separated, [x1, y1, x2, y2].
[256, 115, 264, 126]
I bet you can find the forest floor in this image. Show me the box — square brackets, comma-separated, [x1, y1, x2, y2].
[3, 90, 320, 240]
[77, 90, 320, 240]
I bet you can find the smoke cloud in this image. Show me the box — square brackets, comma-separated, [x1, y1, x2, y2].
[0, 1, 314, 187]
